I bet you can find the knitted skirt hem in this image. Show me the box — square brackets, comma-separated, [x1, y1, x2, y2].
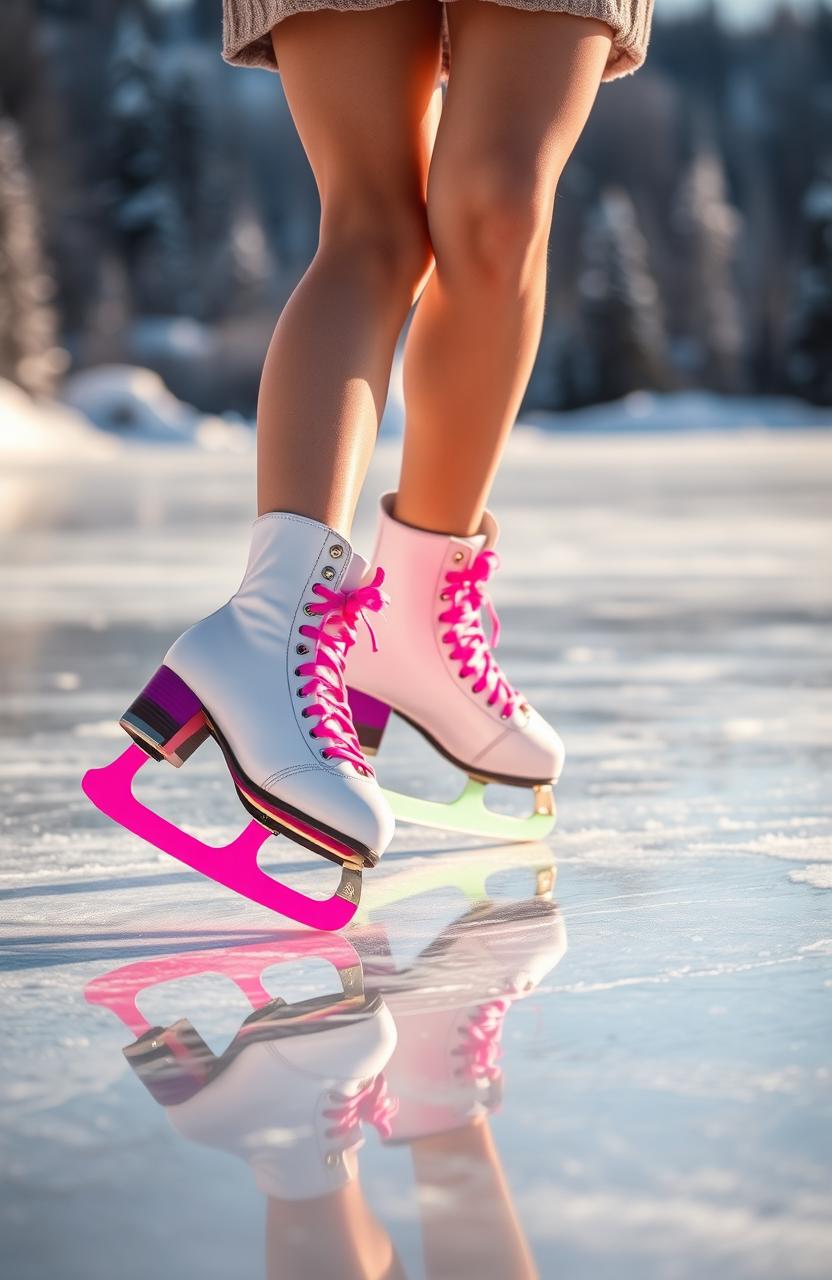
[222, 0, 653, 84]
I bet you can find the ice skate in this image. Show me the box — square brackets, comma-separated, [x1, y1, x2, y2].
[346, 494, 564, 841]
[365, 893, 567, 1142]
[81, 513, 394, 928]
[85, 932, 397, 1199]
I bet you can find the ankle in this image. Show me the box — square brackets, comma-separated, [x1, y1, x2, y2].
[391, 493, 482, 539]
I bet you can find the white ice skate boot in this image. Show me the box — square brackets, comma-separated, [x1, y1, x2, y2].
[89, 935, 398, 1201]
[113, 513, 394, 918]
[367, 896, 566, 1142]
[164, 989, 397, 1200]
[346, 494, 564, 840]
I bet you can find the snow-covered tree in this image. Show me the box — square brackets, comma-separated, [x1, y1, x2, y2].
[672, 147, 744, 391]
[0, 119, 65, 397]
[162, 49, 252, 319]
[107, 7, 190, 315]
[786, 178, 832, 404]
[575, 187, 669, 404]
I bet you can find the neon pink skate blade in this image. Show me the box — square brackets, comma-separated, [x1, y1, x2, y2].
[85, 931, 364, 1038]
[81, 746, 358, 931]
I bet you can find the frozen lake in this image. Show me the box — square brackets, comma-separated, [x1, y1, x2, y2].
[1, 429, 831, 1279]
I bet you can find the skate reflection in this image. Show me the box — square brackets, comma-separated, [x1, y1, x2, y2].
[361, 853, 565, 1280]
[84, 844, 565, 1279]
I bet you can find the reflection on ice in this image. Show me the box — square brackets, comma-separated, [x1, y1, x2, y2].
[84, 853, 562, 1278]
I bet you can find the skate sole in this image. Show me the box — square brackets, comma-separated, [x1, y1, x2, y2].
[349, 687, 558, 789]
[121, 668, 377, 873]
[394, 705, 556, 790]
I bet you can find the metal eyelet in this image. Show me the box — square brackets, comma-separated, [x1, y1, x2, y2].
[296, 644, 308, 655]
[308, 728, 317, 738]
[452, 551, 465, 562]
[322, 565, 336, 581]
[296, 688, 305, 697]
[301, 709, 309, 718]
[329, 544, 344, 559]
[294, 666, 301, 676]
[303, 604, 314, 616]
[440, 591, 450, 601]
[319, 749, 329, 760]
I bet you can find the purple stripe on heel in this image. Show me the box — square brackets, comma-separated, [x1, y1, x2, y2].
[347, 687, 391, 754]
[142, 666, 203, 723]
[121, 666, 208, 765]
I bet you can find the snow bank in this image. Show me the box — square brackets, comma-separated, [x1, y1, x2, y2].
[0, 378, 117, 459]
[524, 390, 832, 434]
[60, 365, 252, 451]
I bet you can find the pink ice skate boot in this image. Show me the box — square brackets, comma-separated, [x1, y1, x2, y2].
[85, 933, 397, 1200]
[366, 895, 566, 1142]
[82, 513, 395, 928]
[346, 494, 564, 841]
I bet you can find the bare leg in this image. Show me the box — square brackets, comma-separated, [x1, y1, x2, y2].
[258, 2, 443, 534]
[266, 1181, 405, 1280]
[411, 1119, 537, 1280]
[396, 3, 613, 535]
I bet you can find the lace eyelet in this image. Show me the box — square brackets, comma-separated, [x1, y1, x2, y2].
[308, 728, 317, 738]
[322, 565, 336, 581]
[301, 709, 309, 718]
[296, 688, 305, 697]
[296, 643, 308, 655]
[303, 604, 314, 616]
[452, 551, 465, 563]
[329, 544, 344, 559]
[319, 749, 330, 760]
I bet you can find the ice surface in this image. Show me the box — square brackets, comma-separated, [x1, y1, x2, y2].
[0, 427, 830, 1279]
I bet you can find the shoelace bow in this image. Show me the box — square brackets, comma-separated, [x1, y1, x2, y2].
[323, 1073, 398, 1141]
[297, 566, 388, 775]
[440, 549, 524, 719]
[452, 996, 512, 1083]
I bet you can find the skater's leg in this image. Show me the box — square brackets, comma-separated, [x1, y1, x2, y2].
[410, 1119, 537, 1280]
[396, 3, 612, 535]
[258, 2, 442, 534]
[266, 1183, 405, 1280]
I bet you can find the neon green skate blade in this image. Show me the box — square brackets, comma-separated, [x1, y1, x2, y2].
[380, 777, 556, 843]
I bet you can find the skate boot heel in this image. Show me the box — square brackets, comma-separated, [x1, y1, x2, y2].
[120, 665, 209, 767]
[346, 687, 391, 755]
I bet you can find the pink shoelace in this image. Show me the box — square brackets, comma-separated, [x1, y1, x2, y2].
[297, 567, 388, 775]
[452, 997, 511, 1083]
[439, 550, 524, 719]
[323, 1073, 398, 1141]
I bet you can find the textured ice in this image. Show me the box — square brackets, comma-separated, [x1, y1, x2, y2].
[0, 427, 830, 1279]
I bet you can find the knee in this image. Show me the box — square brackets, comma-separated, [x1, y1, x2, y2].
[319, 199, 434, 306]
[428, 156, 553, 292]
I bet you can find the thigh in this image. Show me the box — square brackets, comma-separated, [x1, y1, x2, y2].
[273, 0, 444, 216]
[435, 0, 612, 197]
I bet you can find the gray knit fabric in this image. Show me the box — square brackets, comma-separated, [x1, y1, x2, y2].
[223, 0, 653, 83]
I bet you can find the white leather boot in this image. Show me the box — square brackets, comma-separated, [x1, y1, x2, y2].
[346, 494, 565, 789]
[120, 512, 395, 868]
[164, 995, 397, 1201]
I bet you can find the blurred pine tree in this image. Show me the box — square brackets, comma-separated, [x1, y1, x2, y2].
[575, 187, 669, 404]
[786, 178, 832, 405]
[0, 119, 65, 396]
